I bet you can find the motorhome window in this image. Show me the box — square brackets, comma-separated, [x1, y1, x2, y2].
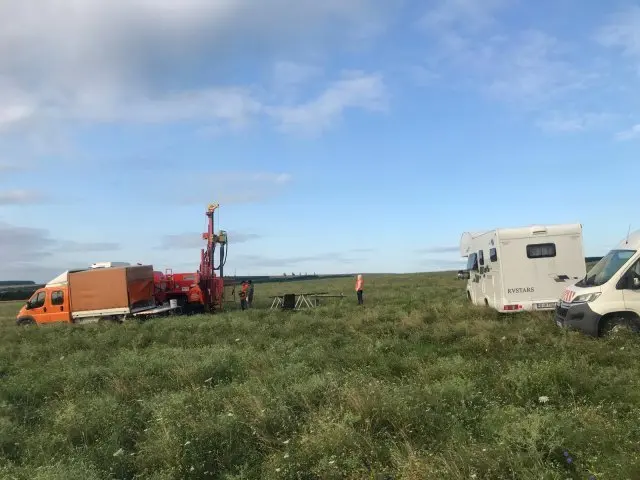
[490, 248, 498, 262]
[526, 243, 556, 259]
[466, 252, 478, 271]
[51, 290, 64, 306]
[577, 249, 636, 287]
[478, 250, 485, 266]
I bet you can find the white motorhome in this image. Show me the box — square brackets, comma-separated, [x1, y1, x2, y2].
[459, 223, 586, 313]
[555, 229, 640, 336]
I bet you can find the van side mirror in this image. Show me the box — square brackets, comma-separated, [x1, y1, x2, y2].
[24, 301, 32, 310]
[633, 277, 640, 289]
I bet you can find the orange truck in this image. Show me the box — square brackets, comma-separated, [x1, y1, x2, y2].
[16, 264, 178, 326]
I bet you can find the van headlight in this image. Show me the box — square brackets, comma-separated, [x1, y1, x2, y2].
[573, 292, 601, 303]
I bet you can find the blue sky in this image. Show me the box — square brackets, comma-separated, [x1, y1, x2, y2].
[1, 0, 639, 282]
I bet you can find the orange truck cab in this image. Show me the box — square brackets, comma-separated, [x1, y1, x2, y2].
[16, 265, 169, 326]
[17, 284, 72, 325]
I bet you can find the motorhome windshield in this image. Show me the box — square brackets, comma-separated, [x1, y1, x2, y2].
[466, 252, 478, 271]
[576, 249, 636, 287]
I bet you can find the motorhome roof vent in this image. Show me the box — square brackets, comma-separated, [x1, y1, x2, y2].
[530, 225, 547, 235]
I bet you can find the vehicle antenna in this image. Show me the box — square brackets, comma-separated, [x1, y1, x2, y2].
[626, 224, 632, 245]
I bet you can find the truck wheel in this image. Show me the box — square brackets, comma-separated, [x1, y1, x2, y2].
[16, 316, 36, 326]
[599, 315, 640, 336]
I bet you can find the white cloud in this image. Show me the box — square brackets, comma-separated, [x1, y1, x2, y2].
[414, 1, 625, 136]
[536, 112, 618, 133]
[236, 252, 361, 268]
[0, 0, 395, 175]
[418, 0, 510, 33]
[158, 231, 261, 250]
[422, 258, 466, 272]
[0, 104, 36, 132]
[484, 30, 587, 105]
[416, 246, 459, 254]
[166, 170, 294, 206]
[0, 220, 120, 281]
[419, 1, 586, 106]
[595, 6, 640, 61]
[0, 163, 24, 174]
[405, 65, 440, 86]
[267, 71, 387, 135]
[0, 190, 49, 206]
[271, 61, 323, 91]
[615, 124, 640, 141]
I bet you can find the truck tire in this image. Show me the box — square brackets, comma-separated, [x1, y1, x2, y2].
[16, 316, 36, 326]
[599, 314, 640, 337]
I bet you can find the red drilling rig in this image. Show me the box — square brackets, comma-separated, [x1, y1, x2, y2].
[197, 202, 228, 312]
[155, 203, 228, 313]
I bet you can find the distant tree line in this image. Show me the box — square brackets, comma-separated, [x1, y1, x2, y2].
[0, 289, 37, 302]
[0, 260, 608, 302]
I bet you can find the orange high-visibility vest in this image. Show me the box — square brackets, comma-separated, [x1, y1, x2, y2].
[355, 277, 363, 291]
[188, 285, 203, 304]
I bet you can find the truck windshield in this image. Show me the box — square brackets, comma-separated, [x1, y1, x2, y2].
[575, 249, 636, 287]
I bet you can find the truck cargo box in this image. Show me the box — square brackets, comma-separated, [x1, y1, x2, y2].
[68, 265, 155, 313]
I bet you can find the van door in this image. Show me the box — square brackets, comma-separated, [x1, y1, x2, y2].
[622, 259, 640, 314]
[26, 290, 50, 323]
[47, 289, 71, 324]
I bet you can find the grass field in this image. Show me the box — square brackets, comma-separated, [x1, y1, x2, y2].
[1, 272, 639, 479]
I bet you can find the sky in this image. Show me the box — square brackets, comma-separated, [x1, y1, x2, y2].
[1, 0, 640, 282]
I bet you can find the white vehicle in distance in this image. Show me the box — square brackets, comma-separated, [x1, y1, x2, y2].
[459, 223, 586, 313]
[555, 229, 640, 336]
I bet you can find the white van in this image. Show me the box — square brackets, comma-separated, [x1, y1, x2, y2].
[460, 223, 586, 313]
[555, 230, 640, 336]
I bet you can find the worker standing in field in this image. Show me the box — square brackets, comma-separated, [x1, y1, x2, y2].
[239, 280, 249, 310]
[247, 280, 254, 308]
[355, 274, 364, 305]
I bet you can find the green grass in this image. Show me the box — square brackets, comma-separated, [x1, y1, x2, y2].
[0, 272, 638, 479]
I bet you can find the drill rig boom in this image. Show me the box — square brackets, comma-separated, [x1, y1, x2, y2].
[198, 203, 228, 312]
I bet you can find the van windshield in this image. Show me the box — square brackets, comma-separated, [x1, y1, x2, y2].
[575, 249, 636, 287]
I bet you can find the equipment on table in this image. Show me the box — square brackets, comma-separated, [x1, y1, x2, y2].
[269, 292, 345, 310]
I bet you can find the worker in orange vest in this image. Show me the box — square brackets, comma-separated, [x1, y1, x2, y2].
[239, 280, 249, 310]
[247, 280, 254, 308]
[355, 274, 364, 305]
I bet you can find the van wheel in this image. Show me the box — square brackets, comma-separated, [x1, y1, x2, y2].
[599, 315, 640, 336]
[16, 316, 36, 326]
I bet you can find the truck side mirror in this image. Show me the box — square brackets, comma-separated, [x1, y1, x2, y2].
[24, 301, 32, 310]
